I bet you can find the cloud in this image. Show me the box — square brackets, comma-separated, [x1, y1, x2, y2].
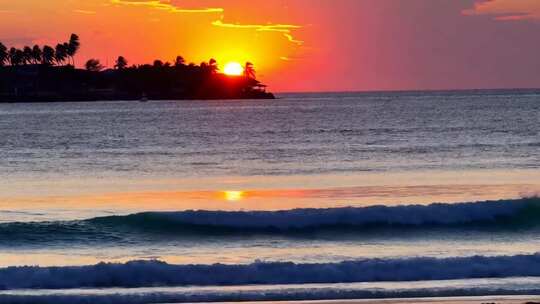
[73, 9, 97, 15]
[0, 36, 38, 47]
[279, 56, 304, 61]
[109, 0, 304, 45]
[212, 20, 304, 45]
[463, 0, 540, 21]
[110, 0, 223, 13]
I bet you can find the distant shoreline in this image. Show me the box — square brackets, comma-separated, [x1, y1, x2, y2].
[4, 87, 539, 103]
[1, 35, 276, 102]
[0, 93, 276, 104]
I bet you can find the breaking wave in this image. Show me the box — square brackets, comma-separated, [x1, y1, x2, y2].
[1, 198, 540, 244]
[91, 197, 540, 230]
[3, 254, 540, 290]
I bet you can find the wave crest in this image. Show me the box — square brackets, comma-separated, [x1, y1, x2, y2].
[91, 197, 540, 231]
[3, 254, 540, 289]
[0, 198, 539, 244]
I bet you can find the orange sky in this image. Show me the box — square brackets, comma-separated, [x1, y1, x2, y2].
[1, 0, 540, 92]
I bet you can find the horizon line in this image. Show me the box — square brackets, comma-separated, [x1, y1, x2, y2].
[274, 87, 540, 95]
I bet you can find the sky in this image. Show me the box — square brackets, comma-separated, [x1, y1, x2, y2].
[1, 0, 540, 92]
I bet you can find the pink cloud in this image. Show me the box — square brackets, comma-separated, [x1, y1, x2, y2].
[464, 0, 540, 21]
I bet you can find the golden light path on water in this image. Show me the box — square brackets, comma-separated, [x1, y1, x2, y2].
[0, 169, 539, 219]
[0, 169, 539, 268]
[2, 239, 540, 267]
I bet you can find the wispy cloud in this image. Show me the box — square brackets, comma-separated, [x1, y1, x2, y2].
[212, 20, 304, 45]
[73, 9, 97, 15]
[463, 0, 540, 21]
[280, 56, 304, 61]
[110, 0, 223, 13]
[109, 0, 303, 45]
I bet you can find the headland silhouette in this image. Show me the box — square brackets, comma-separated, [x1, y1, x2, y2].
[0, 34, 274, 102]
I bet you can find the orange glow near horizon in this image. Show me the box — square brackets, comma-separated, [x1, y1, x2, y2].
[1, 1, 540, 91]
[0, 0, 306, 90]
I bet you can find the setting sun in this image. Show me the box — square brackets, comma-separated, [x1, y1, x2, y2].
[223, 62, 244, 76]
[224, 190, 245, 201]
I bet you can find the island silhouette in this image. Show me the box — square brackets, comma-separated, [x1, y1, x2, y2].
[0, 34, 274, 102]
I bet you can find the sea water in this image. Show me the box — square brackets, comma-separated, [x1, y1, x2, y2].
[0, 90, 540, 303]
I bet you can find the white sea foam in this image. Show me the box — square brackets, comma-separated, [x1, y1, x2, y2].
[2, 278, 540, 304]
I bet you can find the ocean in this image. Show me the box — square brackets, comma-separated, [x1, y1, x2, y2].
[1, 90, 540, 303]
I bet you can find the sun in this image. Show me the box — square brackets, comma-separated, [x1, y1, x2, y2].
[224, 190, 245, 201]
[223, 62, 244, 76]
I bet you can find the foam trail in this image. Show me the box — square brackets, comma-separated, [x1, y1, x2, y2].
[1, 287, 540, 304]
[3, 254, 540, 290]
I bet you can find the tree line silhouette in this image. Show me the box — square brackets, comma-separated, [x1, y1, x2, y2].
[0, 34, 80, 67]
[0, 34, 273, 102]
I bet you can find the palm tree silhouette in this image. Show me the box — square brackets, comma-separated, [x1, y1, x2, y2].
[8, 48, 18, 66]
[23, 46, 33, 65]
[15, 49, 24, 66]
[174, 56, 185, 67]
[42, 45, 55, 65]
[55, 44, 68, 66]
[63, 42, 71, 65]
[208, 58, 218, 73]
[85, 58, 103, 71]
[244, 62, 256, 79]
[0, 42, 7, 66]
[114, 56, 128, 70]
[67, 33, 80, 65]
[31, 45, 42, 64]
